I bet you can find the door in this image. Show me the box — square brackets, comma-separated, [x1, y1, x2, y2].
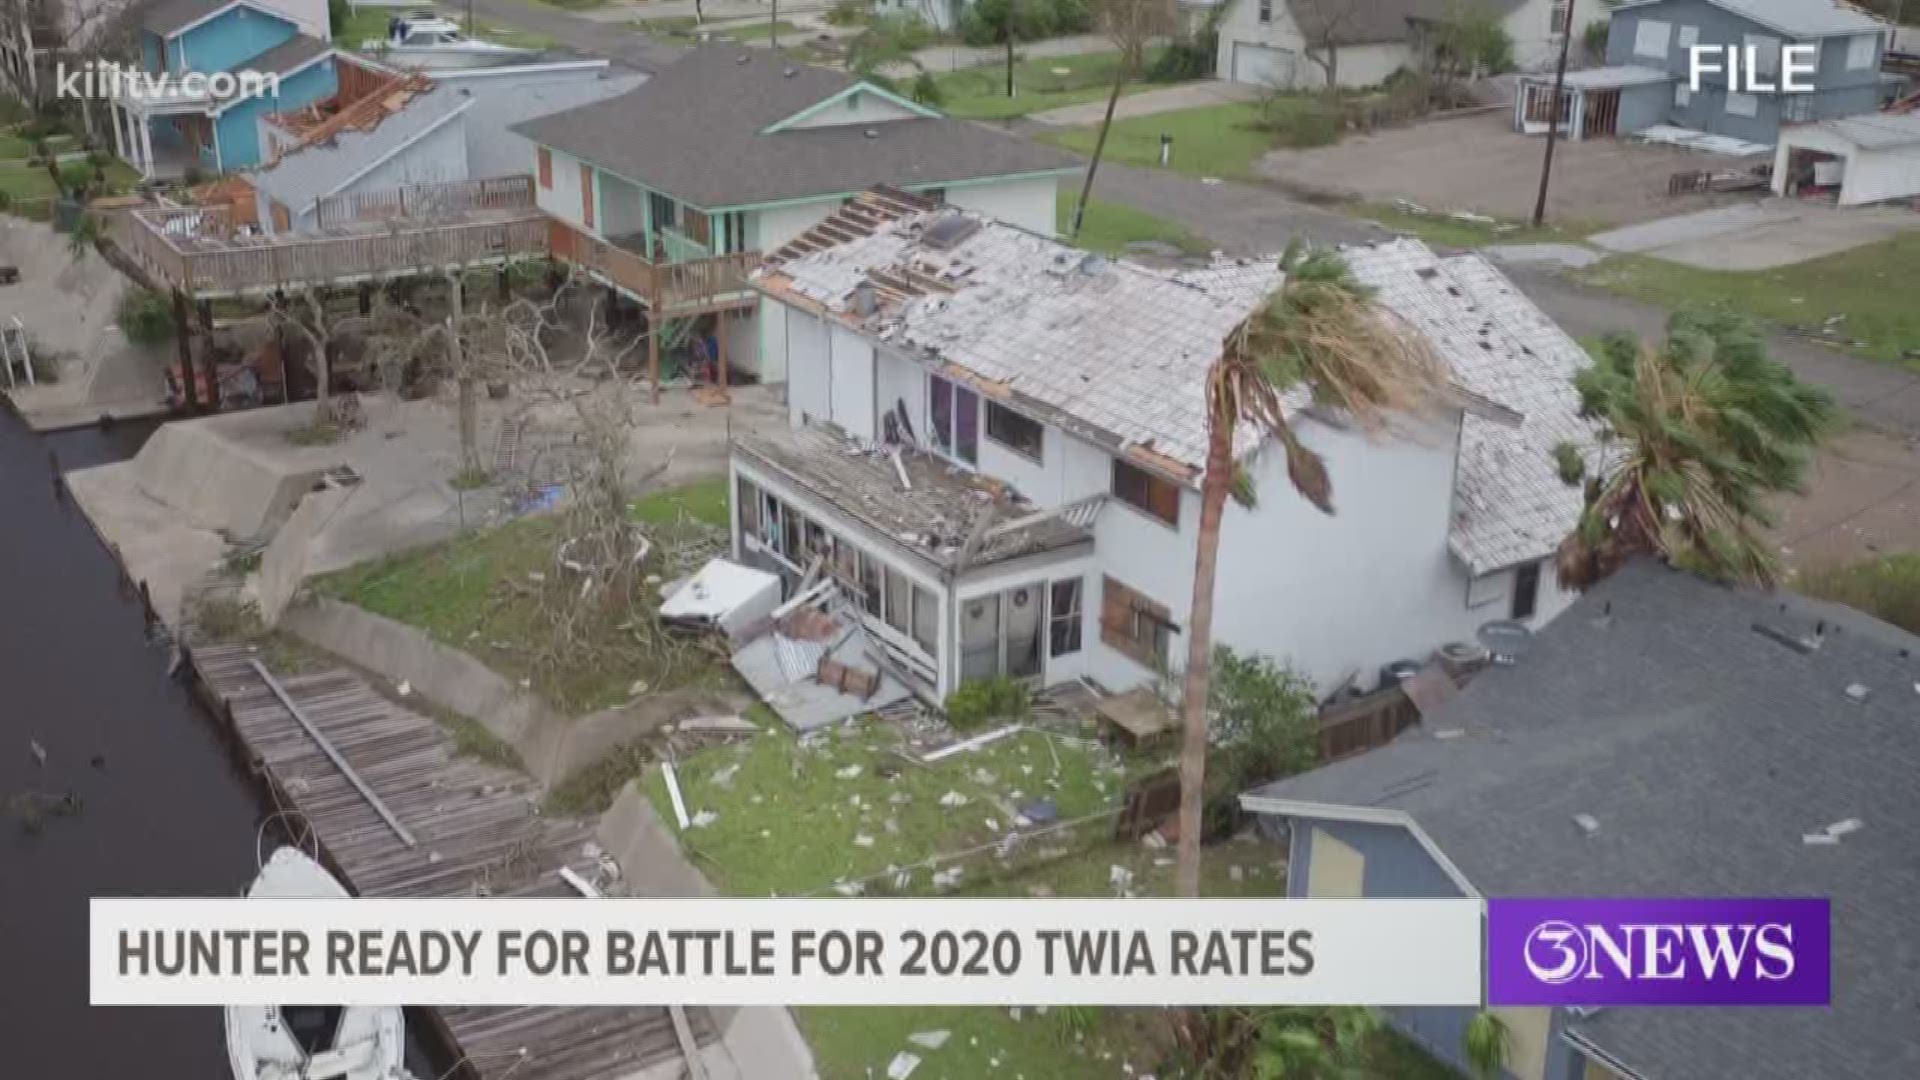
[1004, 583, 1042, 679]
[1231, 42, 1293, 89]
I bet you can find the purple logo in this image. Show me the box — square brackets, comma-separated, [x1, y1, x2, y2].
[1487, 898, 1830, 1006]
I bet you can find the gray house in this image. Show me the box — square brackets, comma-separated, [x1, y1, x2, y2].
[1242, 560, 1920, 1080]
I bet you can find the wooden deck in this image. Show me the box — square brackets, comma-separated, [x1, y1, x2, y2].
[547, 220, 758, 317]
[191, 642, 716, 1080]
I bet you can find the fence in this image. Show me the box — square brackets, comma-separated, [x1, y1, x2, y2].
[313, 176, 536, 230]
[1316, 682, 1422, 763]
[547, 218, 759, 315]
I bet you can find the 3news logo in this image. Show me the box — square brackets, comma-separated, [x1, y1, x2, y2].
[1487, 899, 1831, 1007]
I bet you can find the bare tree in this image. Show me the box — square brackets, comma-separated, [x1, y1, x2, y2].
[265, 284, 380, 432]
[1290, 0, 1361, 98]
[1070, 0, 1172, 237]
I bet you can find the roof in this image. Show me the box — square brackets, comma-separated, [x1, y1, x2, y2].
[1613, 0, 1885, 37]
[734, 423, 1099, 573]
[509, 46, 1079, 209]
[143, 0, 289, 37]
[1286, 0, 1524, 46]
[1339, 241, 1601, 575]
[1247, 560, 1920, 1080]
[1555, 64, 1674, 90]
[251, 86, 473, 212]
[1801, 110, 1920, 149]
[232, 32, 331, 77]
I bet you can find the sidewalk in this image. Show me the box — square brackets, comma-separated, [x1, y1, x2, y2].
[1026, 78, 1257, 126]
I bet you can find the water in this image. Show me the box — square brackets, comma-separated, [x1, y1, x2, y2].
[0, 410, 446, 1077]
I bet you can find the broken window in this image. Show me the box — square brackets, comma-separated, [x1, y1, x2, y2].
[986, 401, 1043, 463]
[1101, 576, 1174, 671]
[1111, 458, 1180, 528]
[912, 583, 939, 657]
[859, 553, 882, 617]
[929, 374, 979, 466]
[1049, 578, 1083, 657]
[884, 567, 913, 636]
[960, 593, 1002, 683]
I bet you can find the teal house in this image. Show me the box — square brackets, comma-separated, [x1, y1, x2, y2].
[110, 0, 336, 177]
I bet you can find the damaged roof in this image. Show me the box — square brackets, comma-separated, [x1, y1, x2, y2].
[509, 46, 1079, 210]
[251, 85, 473, 213]
[1339, 240, 1602, 575]
[1246, 560, 1920, 1080]
[734, 423, 1098, 574]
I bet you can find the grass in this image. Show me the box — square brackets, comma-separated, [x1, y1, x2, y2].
[628, 474, 729, 528]
[0, 134, 30, 159]
[1573, 233, 1920, 366]
[714, 19, 806, 42]
[1797, 553, 1920, 634]
[1039, 101, 1275, 181]
[931, 48, 1175, 121]
[1055, 189, 1210, 258]
[314, 481, 735, 713]
[1351, 201, 1596, 249]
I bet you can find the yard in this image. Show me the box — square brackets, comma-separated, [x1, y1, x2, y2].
[1038, 99, 1336, 181]
[1350, 201, 1590, 249]
[1574, 232, 1920, 366]
[314, 478, 738, 713]
[932, 48, 1174, 121]
[1056, 189, 1210, 257]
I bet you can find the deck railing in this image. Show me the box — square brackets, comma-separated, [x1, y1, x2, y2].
[313, 176, 536, 229]
[547, 219, 759, 315]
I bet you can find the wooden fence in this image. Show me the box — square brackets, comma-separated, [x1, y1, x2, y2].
[1316, 682, 1422, 763]
[313, 176, 535, 229]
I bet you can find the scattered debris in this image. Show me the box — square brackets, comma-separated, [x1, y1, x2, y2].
[923, 724, 1024, 762]
[853, 833, 876, 848]
[689, 809, 719, 828]
[836, 764, 865, 780]
[1845, 683, 1871, 703]
[28, 739, 46, 767]
[886, 1051, 921, 1079]
[680, 715, 759, 734]
[938, 790, 969, 808]
[1019, 798, 1058, 825]
[1573, 813, 1600, 836]
[1228, 865, 1244, 883]
[395, 680, 412, 698]
[908, 1030, 951, 1051]
[662, 760, 691, 829]
[709, 763, 741, 787]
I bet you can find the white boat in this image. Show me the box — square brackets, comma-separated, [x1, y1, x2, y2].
[226, 847, 413, 1080]
[367, 12, 538, 70]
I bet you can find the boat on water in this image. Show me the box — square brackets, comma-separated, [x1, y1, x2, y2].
[369, 12, 539, 70]
[226, 847, 413, 1080]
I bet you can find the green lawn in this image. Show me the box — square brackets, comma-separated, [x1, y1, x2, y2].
[933, 48, 1174, 121]
[1574, 233, 1920, 366]
[1039, 101, 1275, 180]
[1351, 201, 1595, 249]
[0, 134, 31, 159]
[1797, 552, 1920, 634]
[314, 481, 734, 712]
[1056, 189, 1210, 258]
[0, 164, 56, 200]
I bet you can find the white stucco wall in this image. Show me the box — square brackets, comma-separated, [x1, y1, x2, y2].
[944, 175, 1063, 237]
[536, 146, 593, 234]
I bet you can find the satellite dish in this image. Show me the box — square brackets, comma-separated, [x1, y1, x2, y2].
[1476, 619, 1534, 665]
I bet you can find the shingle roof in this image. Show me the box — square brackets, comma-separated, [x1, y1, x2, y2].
[250, 86, 473, 213]
[1614, 0, 1885, 38]
[1248, 560, 1920, 1080]
[509, 46, 1079, 209]
[1340, 241, 1601, 574]
[231, 32, 331, 77]
[143, 0, 296, 37]
[1286, 0, 1525, 46]
[1807, 111, 1920, 149]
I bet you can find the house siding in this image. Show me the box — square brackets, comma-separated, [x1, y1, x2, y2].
[781, 88, 925, 129]
[175, 5, 295, 75]
[212, 57, 334, 169]
[341, 115, 468, 194]
[944, 175, 1060, 237]
[536, 146, 591, 232]
[1217, 0, 1414, 89]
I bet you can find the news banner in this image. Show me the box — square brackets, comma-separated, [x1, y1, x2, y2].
[92, 896, 1829, 1008]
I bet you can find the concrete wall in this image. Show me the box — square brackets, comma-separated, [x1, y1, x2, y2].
[944, 175, 1062, 237]
[131, 419, 334, 539]
[255, 485, 353, 626]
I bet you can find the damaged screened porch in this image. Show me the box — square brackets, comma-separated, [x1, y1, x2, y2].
[728, 423, 1105, 726]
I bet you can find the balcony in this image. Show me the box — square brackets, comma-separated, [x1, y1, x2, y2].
[547, 219, 758, 318]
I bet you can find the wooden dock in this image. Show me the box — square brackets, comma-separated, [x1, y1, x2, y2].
[192, 642, 716, 1080]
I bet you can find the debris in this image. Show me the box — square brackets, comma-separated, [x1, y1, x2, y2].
[834, 880, 866, 896]
[690, 809, 719, 828]
[1019, 798, 1058, 825]
[1109, 865, 1134, 891]
[1140, 831, 1167, 850]
[662, 760, 692, 829]
[908, 1030, 951, 1051]
[938, 790, 969, 808]
[710, 763, 741, 787]
[931, 866, 964, 889]
[1573, 813, 1600, 836]
[628, 679, 651, 697]
[836, 764, 865, 780]
[28, 739, 46, 767]
[1448, 210, 1496, 225]
[892, 449, 912, 492]
[1827, 817, 1864, 838]
[886, 1051, 921, 1079]
[1228, 865, 1244, 883]
[924, 724, 1025, 762]
[680, 715, 759, 734]
[1844, 683, 1871, 703]
[1009, 1007, 1023, 1021]
[854, 833, 876, 848]
[883, 817, 900, 834]
[395, 680, 412, 698]
[984, 818, 1000, 832]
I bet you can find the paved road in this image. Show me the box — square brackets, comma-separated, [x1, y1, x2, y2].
[456, 0, 686, 69]
[1026, 79, 1257, 127]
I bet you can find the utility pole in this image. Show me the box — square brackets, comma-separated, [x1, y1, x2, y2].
[1529, 10, 1576, 228]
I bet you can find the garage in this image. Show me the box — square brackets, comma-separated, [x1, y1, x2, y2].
[1772, 112, 1920, 207]
[1230, 41, 1296, 88]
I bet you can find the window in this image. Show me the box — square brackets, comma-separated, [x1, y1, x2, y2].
[1632, 19, 1670, 59]
[648, 190, 677, 231]
[911, 583, 938, 656]
[1257, 0, 1271, 24]
[985, 401, 1043, 462]
[736, 476, 759, 536]
[929, 375, 979, 465]
[1111, 458, 1180, 528]
[1724, 91, 1758, 117]
[1847, 33, 1876, 71]
[537, 147, 552, 189]
[1676, 24, 1698, 49]
[684, 207, 712, 248]
[722, 211, 746, 254]
[1049, 578, 1082, 657]
[1100, 576, 1175, 670]
[1549, 0, 1569, 34]
[884, 566, 912, 635]
[1511, 562, 1541, 621]
[1744, 33, 1780, 75]
[580, 163, 594, 228]
[1674, 82, 1691, 107]
[1783, 93, 1814, 121]
[859, 555, 881, 617]
[922, 186, 947, 203]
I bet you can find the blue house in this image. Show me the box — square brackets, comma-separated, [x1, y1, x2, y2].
[1515, 0, 1900, 144]
[108, 0, 336, 177]
[1241, 560, 1920, 1080]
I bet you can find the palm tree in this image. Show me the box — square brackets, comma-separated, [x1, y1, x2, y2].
[1463, 1010, 1511, 1078]
[1251, 1007, 1380, 1079]
[1556, 311, 1836, 591]
[1174, 243, 1445, 897]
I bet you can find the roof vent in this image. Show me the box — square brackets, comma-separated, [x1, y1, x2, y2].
[1573, 813, 1599, 837]
[851, 280, 877, 316]
[1476, 619, 1533, 665]
[921, 214, 981, 251]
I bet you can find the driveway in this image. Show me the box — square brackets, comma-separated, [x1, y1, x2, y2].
[1258, 111, 1761, 228]
[1027, 80, 1259, 126]
[1586, 200, 1919, 270]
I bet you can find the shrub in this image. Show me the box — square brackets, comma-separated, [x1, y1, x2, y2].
[911, 69, 944, 106]
[942, 676, 1031, 731]
[1799, 554, 1920, 635]
[329, 0, 351, 34]
[1148, 37, 1216, 83]
[1552, 440, 1585, 485]
[116, 288, 175, 346]
[824, 0, 871, 26]
[1257, 95, 1342, 148]
[1202, 645, 1317, 837]
[58, 159, 94, 195]
[1583, 19, 1611, 62]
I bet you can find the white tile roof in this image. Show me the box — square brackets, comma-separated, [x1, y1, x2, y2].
[1342, 239, 1603, 574]
[1809, 111, 1920, 150]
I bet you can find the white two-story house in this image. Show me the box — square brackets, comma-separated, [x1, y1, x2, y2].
[731, 188, 1601, 704]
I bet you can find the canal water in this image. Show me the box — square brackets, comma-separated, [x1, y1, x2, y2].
[0, 408, 443, 1077]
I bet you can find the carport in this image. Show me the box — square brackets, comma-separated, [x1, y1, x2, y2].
[1514, 65, 1674, 141]
[1772, 113, 1920, 206]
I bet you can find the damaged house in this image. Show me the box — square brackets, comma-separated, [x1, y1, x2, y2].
[730, 188, 1603, 706]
